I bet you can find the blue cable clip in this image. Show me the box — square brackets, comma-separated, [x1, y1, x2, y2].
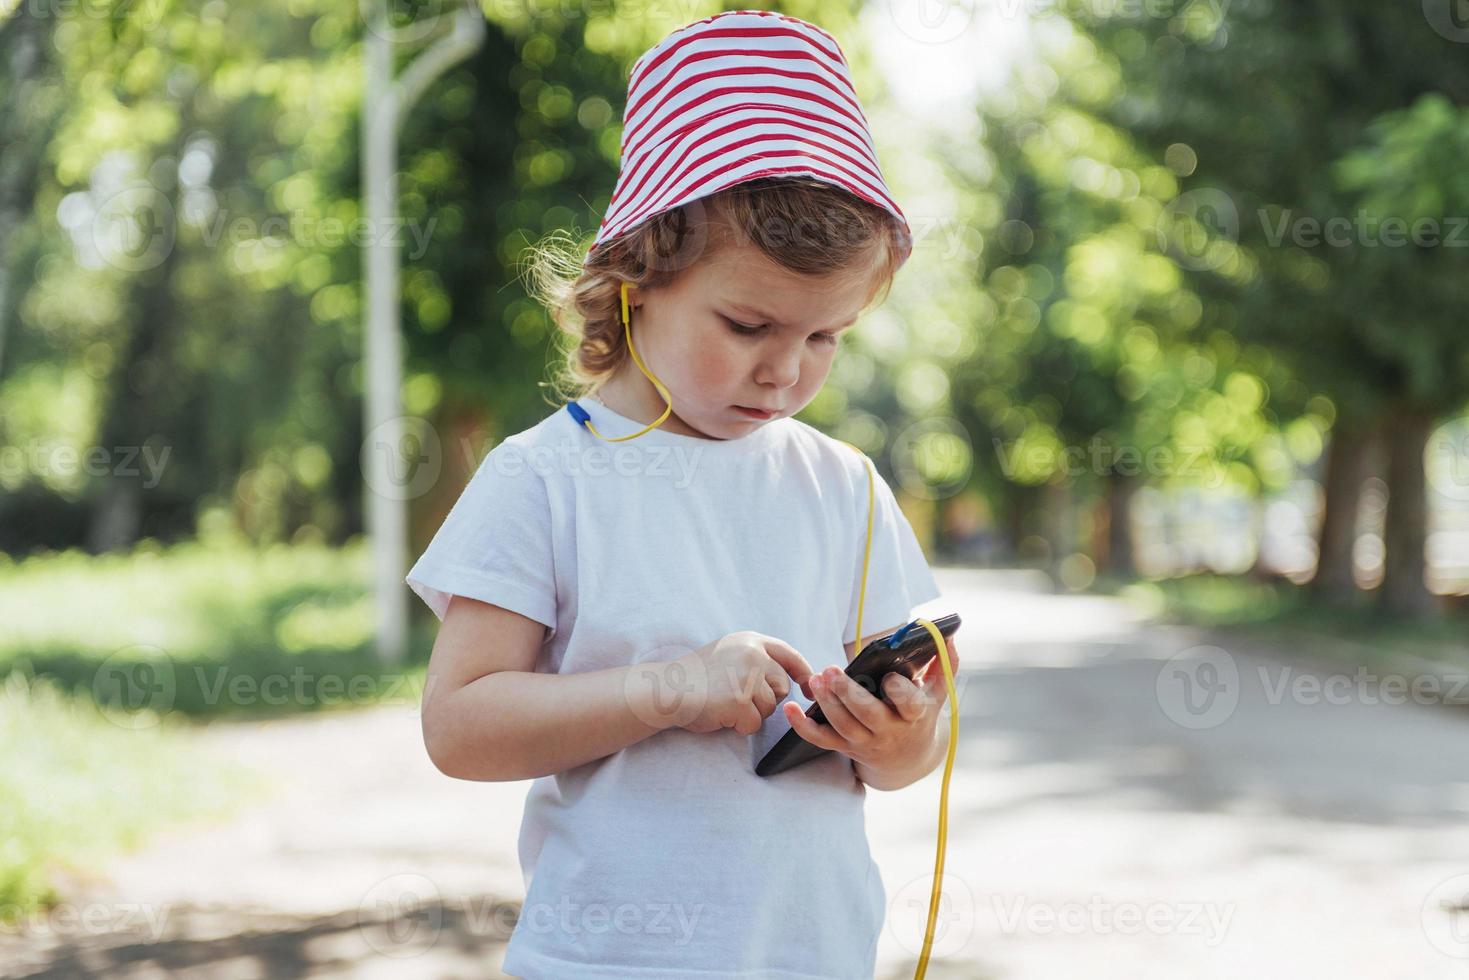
[886, 620, 917, 648]
[565, 401, 591, 428]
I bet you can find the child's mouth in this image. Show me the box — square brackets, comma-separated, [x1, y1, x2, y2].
[733, 406, 776, 420]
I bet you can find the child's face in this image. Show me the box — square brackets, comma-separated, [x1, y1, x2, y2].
[620, 241, 879, 440]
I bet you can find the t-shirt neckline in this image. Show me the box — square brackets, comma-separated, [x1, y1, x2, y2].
[578, 394, 788, 452]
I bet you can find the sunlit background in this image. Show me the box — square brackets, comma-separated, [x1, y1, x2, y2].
[3, 0, 1468, 977]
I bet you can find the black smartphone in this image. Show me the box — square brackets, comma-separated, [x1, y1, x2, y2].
[755, 612, 961, 777]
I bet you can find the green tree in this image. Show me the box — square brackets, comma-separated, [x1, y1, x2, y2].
[1071, 1, 1469, 615]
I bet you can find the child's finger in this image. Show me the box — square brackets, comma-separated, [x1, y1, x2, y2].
[814, 676, 871, 741]
[783, 702, 842, 750]
[764, 638, 815, 694]
[882, 673, 930, 722]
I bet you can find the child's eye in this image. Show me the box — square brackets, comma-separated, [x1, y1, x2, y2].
[724, 317, 765, 336]
[725, 316, 838, 346]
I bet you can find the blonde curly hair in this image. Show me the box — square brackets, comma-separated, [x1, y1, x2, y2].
[525, 176, 911, 407]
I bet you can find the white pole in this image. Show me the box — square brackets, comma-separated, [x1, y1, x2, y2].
[361, 0, 484, 664]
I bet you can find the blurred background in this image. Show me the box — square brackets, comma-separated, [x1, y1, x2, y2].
[3, 0, 1468, 977]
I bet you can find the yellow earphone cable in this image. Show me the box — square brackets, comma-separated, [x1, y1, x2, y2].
[566, 282, 959, 980]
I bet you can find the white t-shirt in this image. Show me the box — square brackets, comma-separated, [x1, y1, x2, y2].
[406, 395, 942, 979]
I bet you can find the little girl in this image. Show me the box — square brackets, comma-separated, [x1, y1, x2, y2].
[407, 10, 956, 978]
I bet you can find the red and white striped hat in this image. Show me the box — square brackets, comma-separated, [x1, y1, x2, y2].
[584, 9, 912, 267]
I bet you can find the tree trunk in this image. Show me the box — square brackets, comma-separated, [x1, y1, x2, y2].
[1003, 482, 1037, 562]
[1378, 403, 1440, 619]
[1101, 470, 1138, 577]
[87, 250, 180, 553]
[1041, 479, 1073, 576]
[0, 11, 51, 380]
[1310, 420, 1377, 605]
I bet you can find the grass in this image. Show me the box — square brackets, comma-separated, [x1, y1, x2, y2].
[0, 534, 441, 922]
[0, 535, 435, 720]
[0, 672, 266, 923]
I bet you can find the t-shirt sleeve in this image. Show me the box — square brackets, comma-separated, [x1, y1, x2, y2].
[404, 440, 558, 634]
[842, 462, 943, 647]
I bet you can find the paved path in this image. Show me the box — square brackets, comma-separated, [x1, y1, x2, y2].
[5, 567, 1469, 978]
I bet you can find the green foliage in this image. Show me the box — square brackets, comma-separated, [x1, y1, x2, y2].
[1072, 1, 1469, 417]
[0, 672, 264, 922]
[0, 536, 433, 718]
[931, 23, 1315, 532]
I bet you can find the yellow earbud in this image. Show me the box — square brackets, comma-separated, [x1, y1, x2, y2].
[564, 280, 959, 980]
[563, 281, 673, 440]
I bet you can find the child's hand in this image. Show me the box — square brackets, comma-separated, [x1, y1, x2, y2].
[669, 632, 816, 736]
[782, 637, 959, 772]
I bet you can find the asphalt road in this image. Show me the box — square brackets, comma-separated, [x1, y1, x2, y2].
[5, 566, 1468, 979]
